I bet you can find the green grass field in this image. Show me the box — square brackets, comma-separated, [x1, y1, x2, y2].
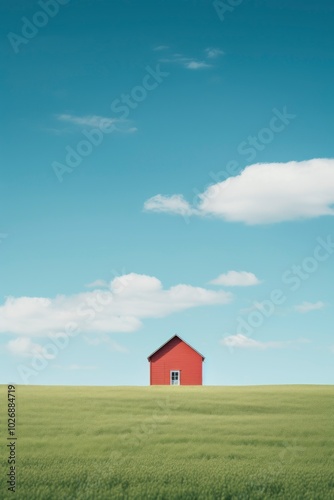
[1, 385, 333, 499]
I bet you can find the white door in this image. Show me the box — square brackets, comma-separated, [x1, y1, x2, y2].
[170, 370, 180, 385]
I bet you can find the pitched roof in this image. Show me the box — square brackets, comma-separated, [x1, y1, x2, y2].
[147, 334, 205, 361]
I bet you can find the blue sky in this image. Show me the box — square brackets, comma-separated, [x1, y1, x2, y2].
[1, 0, 334, 386]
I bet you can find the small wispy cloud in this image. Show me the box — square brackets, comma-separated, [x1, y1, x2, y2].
[143, 194, 197, 216]
[157, 46, 223, 70]
[55, 114, 137, 134]
[85, 279, 109, 289]
[185, 60, 211, 70]
[57, 114, 116, 128]
[205, 48, 224, 59]
[7, 337, 56, 359]
[153, 45, 169, 51]
[294, 301, 325, 313]
[209, 271, 261, 287]
[158, 54, 212, 70]
[220, 334, 310, 350]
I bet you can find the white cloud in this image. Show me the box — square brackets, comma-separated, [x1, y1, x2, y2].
[153, 45, 169, 51]
[57, 114, 117, 128]
[220, 334, 309, 349]
[294, 301, 325, 313]
[159, 54, 212, 70]
[184, 60, 211, 70]
[0, 273, 232, 337]
[205, 48, 224, 59]
[7, 337, 56, 359]
[221, 334, 265, 349]
[56, 114, 136, 134]
[143, 194, 196, 216]
[210, 271, 261, 287]
[144, 159, 334, 224]
[199, 159, 334, 224]
[157, 47, 222, 70]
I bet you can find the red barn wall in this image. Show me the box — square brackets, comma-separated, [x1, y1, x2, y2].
[150, 337, 203, 385]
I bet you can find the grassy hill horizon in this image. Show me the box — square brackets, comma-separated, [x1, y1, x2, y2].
[1, 385, 333, 499]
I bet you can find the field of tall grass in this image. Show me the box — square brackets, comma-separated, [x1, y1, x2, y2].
[0, 385, 333, 499]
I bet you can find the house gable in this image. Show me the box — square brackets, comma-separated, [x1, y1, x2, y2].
[148, 334, 204, 386]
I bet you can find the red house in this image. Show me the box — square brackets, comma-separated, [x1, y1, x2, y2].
[148, 335, 204, 385]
